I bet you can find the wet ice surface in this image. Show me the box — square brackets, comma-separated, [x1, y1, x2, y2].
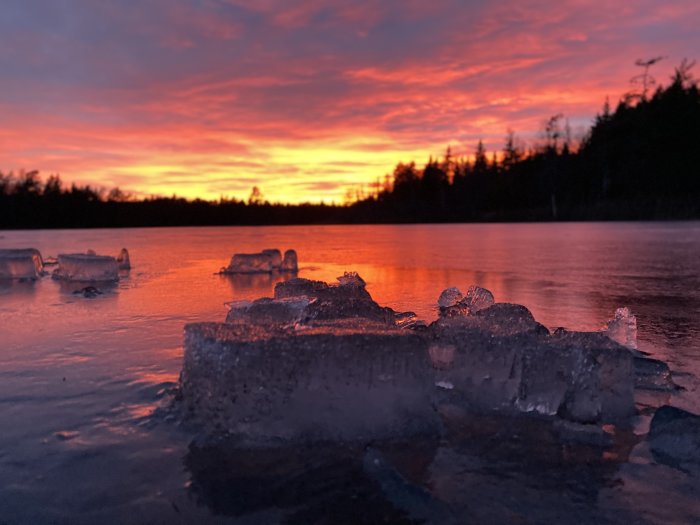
[1, 223, 699, 524]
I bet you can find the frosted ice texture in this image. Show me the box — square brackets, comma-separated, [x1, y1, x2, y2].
[605, 307, 637, 350]
[438, 287, 463, 308]
[0, 248, 44, 279]
[463, 285, 495, 312]
[438, 285, 495, 318]
[181, 275, 637, 443]
[53, 253, 119, 282]
[261, 249, 282, 269]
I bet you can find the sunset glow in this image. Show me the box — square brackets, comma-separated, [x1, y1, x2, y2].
[2, 0, 699, 203]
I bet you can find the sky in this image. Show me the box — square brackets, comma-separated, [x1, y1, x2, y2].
[1, 0, 699, 204]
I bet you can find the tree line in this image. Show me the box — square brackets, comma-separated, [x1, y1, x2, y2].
[1, 60, 698, 229]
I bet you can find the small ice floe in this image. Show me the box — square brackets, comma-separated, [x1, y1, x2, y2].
[0, 248, 44, 280]
[116, 248, 131, 270]
[53, 253, 120, 282]
[281, 249, 298, 272]
[221, 248, 298, 274]
[604, 307, 637, 350]
[435, 380, 454, 390]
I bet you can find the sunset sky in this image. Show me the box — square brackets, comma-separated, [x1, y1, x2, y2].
[2, 1, 699, 203]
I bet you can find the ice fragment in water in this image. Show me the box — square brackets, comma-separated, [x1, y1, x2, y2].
[222, 248, 297, 273]
[605, 307, 637, 350]
[437, 287, 462, 308]
[226, 253, 274, 273]
[116, 248, 131, 270]
[281, 249, 298, 272]
[52, 253, 119, 282]
[0, 248, 44, 279]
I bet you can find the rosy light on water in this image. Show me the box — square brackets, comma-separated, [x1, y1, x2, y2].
[0, 223, 699, 523]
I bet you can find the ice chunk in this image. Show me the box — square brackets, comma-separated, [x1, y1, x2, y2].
[116, 248, 131, 270]
[226, 253, 273, 273]
[221, 248, 297, 274]
[274, 275, 395, 326]
[52, 253, 119, 282]
[633, 357, 679, 391]
[0, 248, 44, 279]
[225, 297, 312, 326]
[604, 307, 637, 350]
[439, 285, 495, 318]
[281, 249, 298, 272]
[261, 249, 282, 269]
[180, 323, 441, 442]
[648, 405, 700, 466]
[436, 303, 549, 336]
[438, 287, 463, 308]
[463, 285, 495, 313]
[337, 271, 365, 287]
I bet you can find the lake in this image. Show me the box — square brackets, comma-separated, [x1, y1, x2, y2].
[1, 223, 699, 524]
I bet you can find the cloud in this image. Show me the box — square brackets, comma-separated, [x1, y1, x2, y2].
[1, 0, 699, 203]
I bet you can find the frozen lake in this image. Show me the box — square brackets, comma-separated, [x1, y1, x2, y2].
[1, 223, 699, 524]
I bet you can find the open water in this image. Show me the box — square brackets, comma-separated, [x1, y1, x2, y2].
[0, 223, 699, 524]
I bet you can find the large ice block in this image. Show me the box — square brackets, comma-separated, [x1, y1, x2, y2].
[52, 253, 119, 282]
[179, 277, 637, 443]
[0, 248, 44, 279]
[180, 323, 441, 442]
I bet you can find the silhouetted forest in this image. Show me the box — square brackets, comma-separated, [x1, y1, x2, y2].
[2, 61, 698, 229]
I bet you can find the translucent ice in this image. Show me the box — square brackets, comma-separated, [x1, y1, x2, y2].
[116, 248, 131, 270]
[53, 253, 119, 282]
[439, 285, 495, 318]
[261, 249, 282, 269]
[281, 249, 298, 272]
[463, 285, 495, 313]
[225, 297, 312, 326]
[226, 253, 273, 273]
[0, 248, 44, 279]
[604, 307, 637, 350]
[222, 248, 297, 274]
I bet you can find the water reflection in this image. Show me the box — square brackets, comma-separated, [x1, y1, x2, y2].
[56, 280, 120, 298]
[184, 437, 438, 524]
[182, 412, 647, 524]
[220, 272, 295, 300]
[0, 278, 38, 296]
